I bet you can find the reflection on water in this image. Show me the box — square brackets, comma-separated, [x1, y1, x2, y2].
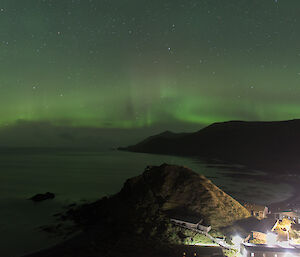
[0, 149, 293, 257]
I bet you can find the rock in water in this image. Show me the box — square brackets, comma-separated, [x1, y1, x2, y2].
[30, 192, 55, 202]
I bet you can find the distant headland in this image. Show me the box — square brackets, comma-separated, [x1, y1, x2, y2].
[119, 119, 300, 173]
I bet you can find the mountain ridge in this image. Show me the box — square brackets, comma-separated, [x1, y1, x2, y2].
[119, 119, 300, 173]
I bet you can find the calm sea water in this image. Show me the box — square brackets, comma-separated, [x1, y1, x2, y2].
[0, 149, 293, 257]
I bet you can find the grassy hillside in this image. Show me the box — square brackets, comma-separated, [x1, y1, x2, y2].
[121, 164, 250, 228]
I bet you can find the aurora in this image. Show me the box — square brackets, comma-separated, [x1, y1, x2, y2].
[1, 0, 300, 132]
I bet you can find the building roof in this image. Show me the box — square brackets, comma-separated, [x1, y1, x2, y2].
[251, 218, 277, 233]
[275, 211, 300, 218]
[233, 217, 276, 235]
[243, 243, 300, 254]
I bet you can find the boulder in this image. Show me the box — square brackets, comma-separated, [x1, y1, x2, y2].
[29, 192, 55, 202]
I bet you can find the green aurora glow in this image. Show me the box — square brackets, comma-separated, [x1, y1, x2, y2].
[1, 0, 300, 130]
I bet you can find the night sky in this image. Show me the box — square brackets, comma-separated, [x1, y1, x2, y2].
[1, 0, 300, 134]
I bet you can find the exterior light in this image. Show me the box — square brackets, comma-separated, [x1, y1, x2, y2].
[266, 232, 277, 245]
[232, 235, 243, 250]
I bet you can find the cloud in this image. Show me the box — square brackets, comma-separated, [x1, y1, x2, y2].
[0, 120, 204, 149]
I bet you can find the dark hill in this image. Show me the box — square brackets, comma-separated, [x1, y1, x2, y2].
[119, 120, 300, 173]
[120, 164, 250, 228]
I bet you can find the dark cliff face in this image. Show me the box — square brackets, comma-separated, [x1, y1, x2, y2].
[120, 120, 300, 173]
